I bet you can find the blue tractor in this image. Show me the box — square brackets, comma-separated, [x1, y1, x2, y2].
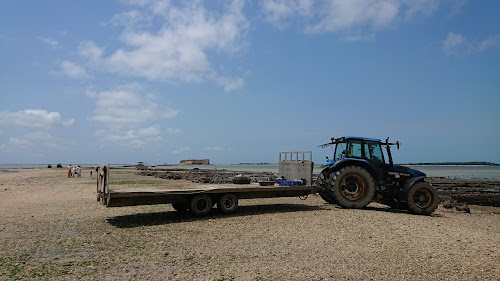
[317, 136, 439, 215]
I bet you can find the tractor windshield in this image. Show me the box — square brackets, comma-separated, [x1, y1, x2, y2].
[334, 142, 346, 161]
[334, 140, 363, 160]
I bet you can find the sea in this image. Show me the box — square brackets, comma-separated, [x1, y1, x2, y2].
[1, 163, 500, 180]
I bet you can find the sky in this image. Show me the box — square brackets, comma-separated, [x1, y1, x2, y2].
[1, 0, 499, 165]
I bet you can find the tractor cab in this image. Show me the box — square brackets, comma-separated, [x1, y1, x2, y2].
[321, 136, 388, 180]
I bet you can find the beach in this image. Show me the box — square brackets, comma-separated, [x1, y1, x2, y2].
[1, 168, 499, 280]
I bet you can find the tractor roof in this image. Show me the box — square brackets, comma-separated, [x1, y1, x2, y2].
[343, 136, 382, 142]
[319, 136, 383, 148]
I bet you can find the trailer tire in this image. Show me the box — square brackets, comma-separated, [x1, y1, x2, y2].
[172, 203, 188, 212]
[190, 195, 213, 216]
[406, 182, 439, 215]
[218, 193, 238, 214]
[329, 166, 375, 208]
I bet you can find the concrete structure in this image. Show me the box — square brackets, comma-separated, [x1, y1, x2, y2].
[179, 159, 210, 165]
[279, 151, 313, 185]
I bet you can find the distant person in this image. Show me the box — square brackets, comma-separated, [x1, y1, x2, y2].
[90, 170, 93, 177]
[68, 166, 72, 178]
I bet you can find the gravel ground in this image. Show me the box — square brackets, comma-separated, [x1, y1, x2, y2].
[0, 168, 499, 280]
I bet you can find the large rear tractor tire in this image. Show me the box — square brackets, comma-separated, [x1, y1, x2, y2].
[406, 182, 439, 215]
[317, 170, 336, 204]
[190, 195, 213, 216]
[329, 166, 375, 208]
[218, 193, 238, 214]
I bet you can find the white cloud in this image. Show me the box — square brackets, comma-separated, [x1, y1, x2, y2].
[442, 32, 466, 56]
[88, 84, 179, 130]
[165, 128, 183, 135]
[89, 84, 179, 148]
[403, 0, 439, 18]
[109, 8, 152, 30]
[477, 34, 500, 52]
[442, 32, 500, 56]
[261, 0, 450, 34]
[56, 60, 90, 79]
[261, 0, 314, 28]
[95, 125, 163, 148]
[78, 1, 248, 91]
[38, 36, 59, 48]
[2, 131, 64, 152]
[172, 146, 190, 154]
[0, 109, 75, 128]
[343, 34, 375, 42]
[214, 76, 245, 92]
[8, 137, 33, 149]
[306, 0, 400, 33]
[23, 131, 61, 149]
[78, 41, 104, 62]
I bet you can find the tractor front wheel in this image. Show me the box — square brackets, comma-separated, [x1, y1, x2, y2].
[406, 182, 439, 215]
[329, 166, 375, 208]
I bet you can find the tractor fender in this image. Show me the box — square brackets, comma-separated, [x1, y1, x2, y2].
[320, 159, 376, 186]
[333, 158, 376, 178]
[399, 176, 427, 202]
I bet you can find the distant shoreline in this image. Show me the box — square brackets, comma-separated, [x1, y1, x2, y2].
[403, 162, 499, 166]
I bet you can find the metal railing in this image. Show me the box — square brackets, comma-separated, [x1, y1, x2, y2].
[279, 151, 312, 162]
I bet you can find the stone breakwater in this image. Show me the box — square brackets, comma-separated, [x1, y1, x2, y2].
[428, 177, 500, 206]
[140, 169, 276, 184]
[140, 169, 500, 206]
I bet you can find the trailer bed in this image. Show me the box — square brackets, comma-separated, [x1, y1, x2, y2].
[105, 184, 316, 207]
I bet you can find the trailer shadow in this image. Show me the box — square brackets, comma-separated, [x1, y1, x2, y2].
[105, 204, 328, 228]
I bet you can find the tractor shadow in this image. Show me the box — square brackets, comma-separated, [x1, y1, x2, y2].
[361, 205, 443, 217]
[106, 204, 328, 228]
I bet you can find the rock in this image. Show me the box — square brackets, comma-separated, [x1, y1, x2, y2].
[455, 203, 471, 213]
[442, 199, 456, 209]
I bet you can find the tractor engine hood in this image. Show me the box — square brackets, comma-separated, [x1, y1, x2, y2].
[388, 164, 426, 177]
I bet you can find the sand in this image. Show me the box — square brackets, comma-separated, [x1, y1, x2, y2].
[1, 168, 499, 280]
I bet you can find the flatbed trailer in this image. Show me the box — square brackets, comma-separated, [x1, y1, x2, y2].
[102, 185, 316, 208]
[97, 153, 316, 216]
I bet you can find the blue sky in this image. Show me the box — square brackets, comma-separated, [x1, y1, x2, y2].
[1, 0, 499, 165]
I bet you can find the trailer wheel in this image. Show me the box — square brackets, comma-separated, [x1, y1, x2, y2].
[317, 170, 336, 204]
[190, 195, 213, 216]
[329, 166, 375, 208]
[218, 193, 238, 214]
[172, 203, 188, 212]
[406, 182, 439, 215]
